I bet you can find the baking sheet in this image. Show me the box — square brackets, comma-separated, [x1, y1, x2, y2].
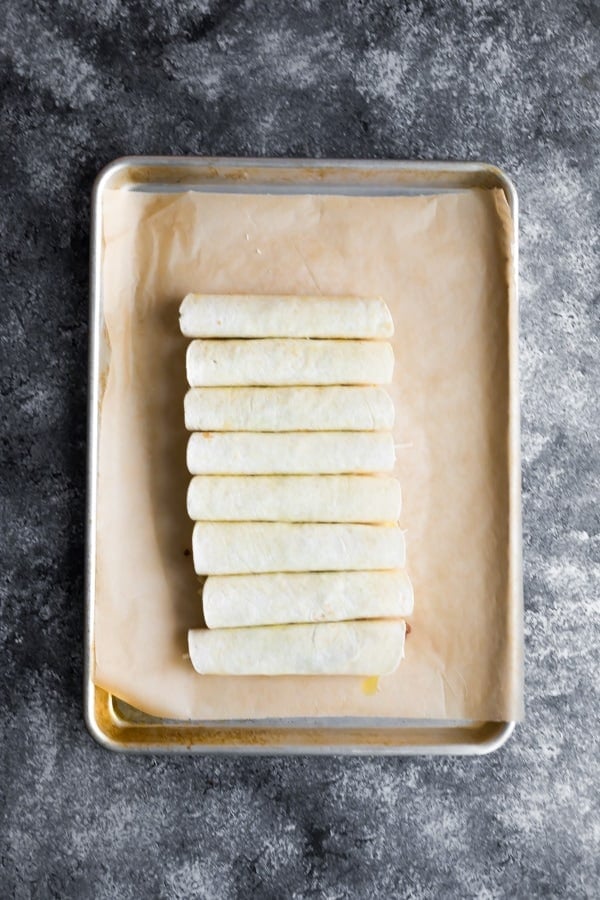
[94, 181, 522, 722]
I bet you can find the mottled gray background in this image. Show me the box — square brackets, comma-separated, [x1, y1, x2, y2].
[0, 0, 599, 897]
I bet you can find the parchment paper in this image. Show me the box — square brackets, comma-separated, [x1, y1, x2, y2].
[94, 186, 523, 721]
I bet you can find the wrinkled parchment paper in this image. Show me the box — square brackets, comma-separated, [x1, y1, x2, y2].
[94, 186, 523, 721]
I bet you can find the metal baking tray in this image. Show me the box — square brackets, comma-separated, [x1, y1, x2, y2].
[86, 156, 521, 754]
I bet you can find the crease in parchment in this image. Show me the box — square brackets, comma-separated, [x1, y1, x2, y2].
[291, 241, 322, 293]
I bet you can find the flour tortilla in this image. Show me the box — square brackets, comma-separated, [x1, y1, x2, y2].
[187, 475, 401, 523]
[186, 339, 394, 386]
[184, 386, 394, 432]
[203, 570, 414, 628]
[187, 475, 402, 524]
[180, 294, 394, 339]
[188, 619, 406, 675]
[192, 522, 406, 575]
[187, 431, 395, 475]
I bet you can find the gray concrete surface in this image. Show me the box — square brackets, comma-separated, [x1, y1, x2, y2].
[0, 1, 599, 897]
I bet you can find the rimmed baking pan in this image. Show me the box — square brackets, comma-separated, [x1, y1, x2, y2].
[86, 157, 522, 754]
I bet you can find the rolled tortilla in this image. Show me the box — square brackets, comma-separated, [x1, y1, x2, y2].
[192, 522, 405, 575]
[184, 386, 394, 432]
[187, 431, 395, 475]
[179, 293, 394, 339]
[186, 339, 394, 386]
[188, 619, 406, 676]
[187, 475, 401, 523]
[203, 570, 414, 628]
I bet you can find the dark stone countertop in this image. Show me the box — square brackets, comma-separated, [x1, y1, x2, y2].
[0, 1, 598, 897]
